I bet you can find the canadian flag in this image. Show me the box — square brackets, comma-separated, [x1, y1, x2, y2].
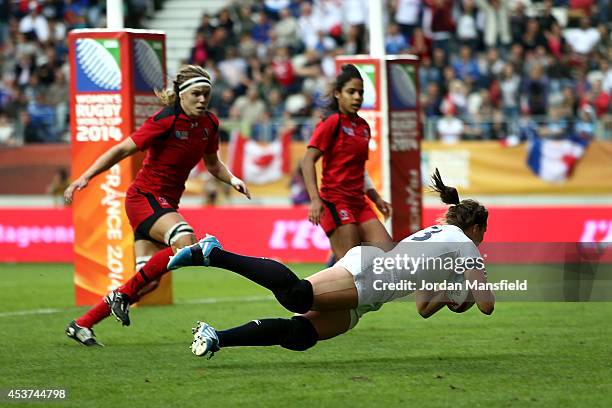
[228, 129, 292, 185]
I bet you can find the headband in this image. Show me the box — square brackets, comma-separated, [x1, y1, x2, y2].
[178, 76, 212, 95]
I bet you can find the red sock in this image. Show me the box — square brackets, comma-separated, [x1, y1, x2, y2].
[76, 300, 111, 328]
[118, 247, 174, 299]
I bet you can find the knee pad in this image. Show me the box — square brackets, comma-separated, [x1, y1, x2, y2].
[164, 222, 194, 246]
[280, 316, 318, 351]
[275, 279, 314, 314]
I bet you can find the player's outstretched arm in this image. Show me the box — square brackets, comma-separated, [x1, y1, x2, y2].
[415, 289, 449, 319]
[64, 137, 138, 204]
[203, 153, 251, 199]
[464, 268, 495, 315]
[364, 170, 392, 220]
[301, 147, 325, 225]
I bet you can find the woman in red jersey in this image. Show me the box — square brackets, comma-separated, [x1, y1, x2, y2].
[64, 65, 251, 346]
[302, 64, 393, 259]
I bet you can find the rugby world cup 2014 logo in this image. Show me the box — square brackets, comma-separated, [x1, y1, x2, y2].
[75, 38, 122, 92]
[133, 39, 164, 92]
[389, 63, 417, 109]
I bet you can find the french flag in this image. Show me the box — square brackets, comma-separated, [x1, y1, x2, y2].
[527, 133, 589, 183]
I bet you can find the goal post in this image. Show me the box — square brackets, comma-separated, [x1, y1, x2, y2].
[68, 29, 172, 306]
[335, 55, 422, 241]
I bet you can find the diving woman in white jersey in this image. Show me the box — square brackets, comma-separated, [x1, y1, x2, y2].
[168, 169, 495, 358]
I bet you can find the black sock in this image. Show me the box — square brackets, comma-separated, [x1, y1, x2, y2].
[209, 248, 300, 293]
[218, 319, 291, 347]
[217, 317, 318, 351]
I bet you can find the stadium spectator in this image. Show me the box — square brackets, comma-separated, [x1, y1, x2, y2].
[574, 104, 596, 139]
[423, 0, 456, 54]
[545, 21, 567, 59]
[499, 63, 521, 120]
[297, 1, 323, 50]
[510, 1, 529, 43]
[385, 23, 408, 55]
[204, 27, 228, 64]
[585, 79, 611, 118]
[251, 10, 273, 46]
[302, 64, 393, 260]
[0, 112, 15, 145]
[564, 16, 601, 56]
[478, 47, 505, 88]
[196, 13, 217, 39]
[419, 56, 443, 90]
[18, 2, 49, 43]
[422, 82, 444, 117]
[64, 66, 251, 346]
[437, 100, 464, 143]
[522, 63, 549, 116]
[231, 84, 267, 128]
[271, 7, 300, 51]
[453, 45, 481, 83]
[456, 0, 480, 49]
[266, 88, 287, 119]
[271, 46, 299, 95]
[216, 8, 235, 45]
[537, 0, 559, 33]
[189, 33, 208, 66]
[407, 27, 433, 60]
[209, 88, 235, 119]
[445, 78, 468, 115]
[559, 85, 580, 119]
[168, 171, 494, 358]
[521, 18, 547, 53]
[598, 58, 612, 94]
[342, 0, 368, 54]
[539, 104, 568, 138]
[46, 69, 69, 139]
[475, 0, 511, 49]
[218, 47, 248, 91]
[263, 0, 291, 20]
[392, 0, 422, 40]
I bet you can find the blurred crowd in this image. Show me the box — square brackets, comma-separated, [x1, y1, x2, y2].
[1, 0, 611, 146]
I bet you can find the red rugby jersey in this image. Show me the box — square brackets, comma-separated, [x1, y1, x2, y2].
[130, 105, 219, 207]
[308, 112, 370, 205]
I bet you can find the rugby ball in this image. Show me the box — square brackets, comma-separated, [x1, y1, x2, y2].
[446, 272, 474, 313]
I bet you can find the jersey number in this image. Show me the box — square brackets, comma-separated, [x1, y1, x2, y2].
[411, 226, 443, 241]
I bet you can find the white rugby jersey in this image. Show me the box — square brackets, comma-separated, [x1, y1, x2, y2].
[338, 224, 483, 306]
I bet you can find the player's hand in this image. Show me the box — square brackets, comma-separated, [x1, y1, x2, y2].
[64, 176, 90, 204]
[308, 198, 325, 225]
[230, 176, 251, 199]
[375, 198, 393, 220]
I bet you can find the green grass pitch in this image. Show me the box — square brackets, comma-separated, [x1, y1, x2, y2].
[0, 263, 611, 407]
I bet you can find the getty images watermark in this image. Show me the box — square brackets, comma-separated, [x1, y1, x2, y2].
[360, 242, 612, 301]
[370, 251, 528, 292]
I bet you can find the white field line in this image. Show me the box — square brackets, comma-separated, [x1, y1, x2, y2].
[0, 295, 274, 318]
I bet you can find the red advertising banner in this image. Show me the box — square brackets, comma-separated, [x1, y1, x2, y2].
[68, 30, 168, 306]
[1, 206, 610, 263]
[386, 57, 421, 240]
